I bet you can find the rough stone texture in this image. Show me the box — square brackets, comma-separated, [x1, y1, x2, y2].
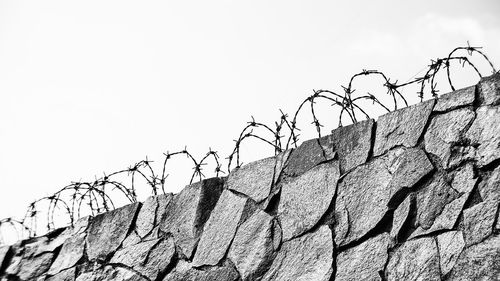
[278, 161, 340, 241]
[163, 260, 240, 281]
[434, 85, 475, 112]
[386, 237, 441, 281]
[86, 203, 140, 261]
[330, 119, 374, 173]
[373, 99, 435, 156]
[228, 209, 277, 280]
[0, 246, 9, 269]
[192, 189, 248, 267]
[262, 225, 333, 281]
[48, 233, 85, 275]
[160, 178, 223, 259]
[447, 234, 500, 280]
[226, 156, 275, 203]
[465, 105, 500, 167]
[135, 196, 158, 238]
[415, 173, 458, 230]
[46, 267, 76, 281]
[18, 252, 54, 281]
[477, 72, 500, 106]
[76, 266, 146, 281]
[460, 199, 497, 247]
[390, 195, 412, 241]
[283, 136, 336, 177]
[110, 237, 176, 280]
[451, 163, 476, 194]
[336, 233, 392, 281]
[424, 108, 475, 169]
[478, 165, 500, 202]
[436, 231, 465, 277]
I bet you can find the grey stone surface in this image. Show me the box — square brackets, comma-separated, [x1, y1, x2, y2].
[478, 165, 500, 202]
[436, 231, 465, 277]
[0, 246, 9, 269]
[447, 234, 500, 280]
[110, 237, 176, 280]
[76, 266, 146, 281]
[478, 72, 500, 106]
[18, 252, 54, 281]
[273, 149, 291, 185]
[228, 209, 277, 280]
[135, 196, 158, 238]
[434, 85, 475, 112]
[336, 233, 392, 281]
[262, 225, 333, 281]
[283, 136, 335, 177]
[163, 260, 240, 281]
[192, 189, 248, 267]
[451, 163, 476, 194]
[46, 267, 76, 281]
[465, 105, 500, 167]
[415, 173, 458, 229]
[48, 233, 86, 275]
[86, 202, 140, 261]
[373, 99, 435, 156]
[330, 119, 373, 173]
[460, 199, 497, 247]
[226, 156, 275, 203]
[411, 191, 469, 238]
[160, 178, 223, 259]
[278, 161, 340, 241]
[386, 237, 441, 281]
[390, 195, 412, 241]
[424, 108, 475, 169]
[334, 148, 430, 246]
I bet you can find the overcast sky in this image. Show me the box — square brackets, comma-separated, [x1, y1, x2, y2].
[1, 1, 499, 239]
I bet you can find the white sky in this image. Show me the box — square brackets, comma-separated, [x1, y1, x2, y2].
[1, 1, 499, 239]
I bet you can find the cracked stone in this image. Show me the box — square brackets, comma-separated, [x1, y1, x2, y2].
[434, 85, 475, 112]
[478, 165, 500, 202]
[451, 163, 476, 194]
[278, 161, 340, 241]
[390, 195, 412, 241]
[122, 230, 141, 247]
[477, 73, 500, 106]
[262, 225, 333, 281]
[411, 191, 469, 238]
[76, 266, 146, 281]
[415, 173, 458, 230]
[373, 99, 435, 156]
[18, 252, 54, 281]
[0, 245, 9, 269]
[336, 233, 392, 281]
[330, 119, 374, 173]
[436, 231, 465, 277]
[386, 237, 441, 281]
[160, 178, 223, 259]
[192, 189, 249, 267]
[283, 136, 335, 177]
[333, 197, 349, 243]
[424, 108, 475, 169]
[226, 156, 275, 203]
[273, 149, 291, 185]
[228, 209, 277, 280]
[135, 196, 158, 238]
[86, 202, 140, 261]
[46, 267, 76, 281]
[110, 237, 176, 280]
[447, 234, 500, 280]
[465, 105, 500, 167]
[48, 233, 86, 276]
[163, 260, 240, 281]
[460, 199, 497, 247]
[335, 148, 430, 246]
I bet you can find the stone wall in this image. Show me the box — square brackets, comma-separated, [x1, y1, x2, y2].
[1, 74, 499, 280]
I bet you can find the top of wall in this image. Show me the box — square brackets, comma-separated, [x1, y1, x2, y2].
[0, 73, 499, 280]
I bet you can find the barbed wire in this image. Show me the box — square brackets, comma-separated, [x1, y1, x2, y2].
[0, 43, 496, 244]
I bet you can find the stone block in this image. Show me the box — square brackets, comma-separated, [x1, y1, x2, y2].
[226, 156, 275, 203]
[465, 105, 500, 167]
[434, 85, 475, 112]
[436, 231, 465, 276]
[478, 73, 500, 106]
[283, 136, 335, 177]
